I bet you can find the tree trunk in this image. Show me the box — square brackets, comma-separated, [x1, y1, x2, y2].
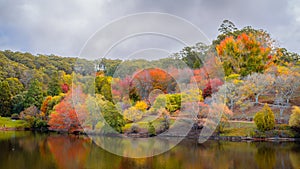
[279, 107, 284, 122]
[230, 99, 234, 111]
[255, 95, 259, 104]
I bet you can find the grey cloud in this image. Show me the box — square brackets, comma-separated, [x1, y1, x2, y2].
[0, 0, 299, 58]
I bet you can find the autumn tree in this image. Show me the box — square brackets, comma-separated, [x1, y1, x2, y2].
[40, 96, 52, 119]
[275, 48, 300, 65]
[216, 32, 275, 76]
[289, 106, 300, 131]
[202, 78, 224, 99]
[95, 75, 113, 101]
[48, 88, 87, 133]
[131, 68, 177, 101]
[43, 93, 65, 116]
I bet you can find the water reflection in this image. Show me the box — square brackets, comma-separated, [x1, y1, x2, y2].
[0, 131, 299, 169]
[254, 143, 276, 169]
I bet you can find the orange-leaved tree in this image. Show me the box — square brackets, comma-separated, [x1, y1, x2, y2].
[48, 87, 87, 133]
[216, 32, 276, 76]
[130, 68, 177, 101]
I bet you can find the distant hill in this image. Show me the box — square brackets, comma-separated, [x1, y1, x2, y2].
[0, 50, 94, 88]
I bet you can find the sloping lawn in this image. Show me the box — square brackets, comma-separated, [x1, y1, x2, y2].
[221, 121, 256, 137]
[0, 117, 30, 129]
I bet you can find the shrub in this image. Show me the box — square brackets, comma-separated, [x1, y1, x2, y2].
[130, 124, 140, 133]
[11, 113, 19, 120]
[123, 107, 143, 122]
[148, 122, 156, 137]
[152, 93, 181, 113]
[135, 101, 148, 112]
[289, 106, 300, 131]
[254, 104, 275, 132]
[165, 94, 181, 113]
[33, 118, 48, 130]
[19, 105, 39, 120]
[152, 95, 166, 111]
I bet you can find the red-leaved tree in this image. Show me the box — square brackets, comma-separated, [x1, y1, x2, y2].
[48, 87, 87, 133]
[202, 78, 224, 99]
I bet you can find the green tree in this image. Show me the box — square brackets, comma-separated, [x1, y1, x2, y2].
[95, 76, 113, 101]
[11, 92, 26, 114]
[218, 19, 238, 34]
[85, 95, 102, 130]
[98, 98, 125, 133]
[173, 43, 207, 69]
[0, 81, 12, 116]
[24, 79, 44, 109]
[99, 58, 122, 76]
[5, 77, 24, 96]
[47, 71, 62, 96]
[254, 104, 275, 132]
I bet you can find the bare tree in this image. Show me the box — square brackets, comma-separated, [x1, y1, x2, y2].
[243, 73, 275, 104]
[217, 82, 243, 111]
[274, 74, 300, 117]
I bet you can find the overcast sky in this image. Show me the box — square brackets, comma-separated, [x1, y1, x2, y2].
[0, 0, 299, 59]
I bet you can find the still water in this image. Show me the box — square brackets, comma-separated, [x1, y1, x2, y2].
[0, 131, 300, 169]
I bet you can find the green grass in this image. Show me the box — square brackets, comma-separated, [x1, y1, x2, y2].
[220, 121, 300, 138]
[221, 121, 256, 137]
[0, 117, 30, 129]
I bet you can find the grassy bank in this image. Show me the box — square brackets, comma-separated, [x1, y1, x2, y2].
[220, 121, 300, 138]
[0, 117, 30, 130]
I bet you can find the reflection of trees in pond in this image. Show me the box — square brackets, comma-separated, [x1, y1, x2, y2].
[1, 132, 300, 169]
[289, 143, 300, 169]
[254, 143, 276, 169]
[0, 133, 56, 169]
[289, 152, 300, 169]
[91, 135, 177, 158]
[47, 135, 91, 169]
[85, 143, 122, 169]
[17, 132, 49, 153]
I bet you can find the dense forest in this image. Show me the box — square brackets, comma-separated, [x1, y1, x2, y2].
[0, 20, 300, 137]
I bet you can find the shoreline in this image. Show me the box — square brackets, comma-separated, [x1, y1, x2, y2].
[2, 128, 299, 142]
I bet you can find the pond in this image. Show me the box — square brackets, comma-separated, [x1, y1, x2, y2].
[0, 131, 300, 169]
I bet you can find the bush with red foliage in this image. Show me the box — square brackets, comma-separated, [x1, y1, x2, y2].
[202, 78, 224, 99]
